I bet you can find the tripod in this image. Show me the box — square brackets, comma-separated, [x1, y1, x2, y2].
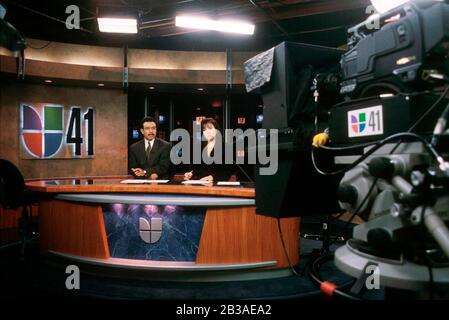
[301, 214, 345, 256]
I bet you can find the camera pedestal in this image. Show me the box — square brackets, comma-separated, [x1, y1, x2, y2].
[335, 240, 449, 293]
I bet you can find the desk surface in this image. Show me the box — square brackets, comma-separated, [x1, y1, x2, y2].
[25, 178, 255, 198]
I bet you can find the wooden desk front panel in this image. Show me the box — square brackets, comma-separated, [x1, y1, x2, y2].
[39, 200, 110, 259]
[197, 207, 300, 268]
[39, 200, 299, 268]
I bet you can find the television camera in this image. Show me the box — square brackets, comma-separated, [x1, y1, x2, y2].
[244, 0, 449, 298]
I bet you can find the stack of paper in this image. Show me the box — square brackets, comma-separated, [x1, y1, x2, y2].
[181, 180, 211, 185]
[120, 180, 169, 184]
[216, 181, 241, 186]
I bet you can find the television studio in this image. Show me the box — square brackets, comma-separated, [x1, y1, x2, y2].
[0, 0, 449, 307]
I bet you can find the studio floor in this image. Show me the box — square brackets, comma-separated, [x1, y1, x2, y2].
[0, 218, 384, 300]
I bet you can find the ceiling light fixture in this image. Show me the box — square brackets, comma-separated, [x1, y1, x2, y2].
[97, 17, 138, 34]
[175, 16, 255, 35]
[44, 79, 52, 83]
[370, 0, 409, 14]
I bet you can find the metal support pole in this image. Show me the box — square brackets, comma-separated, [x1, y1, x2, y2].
[123, 45, 128, 94]
[17, 48, 25, 80]
[224, 48, 232, 142]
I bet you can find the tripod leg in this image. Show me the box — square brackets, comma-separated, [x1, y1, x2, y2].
[322, 217, 330, 253]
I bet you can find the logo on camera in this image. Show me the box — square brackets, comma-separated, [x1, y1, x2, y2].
[351, 113, 366, 134]
[348, 105, 384, 138]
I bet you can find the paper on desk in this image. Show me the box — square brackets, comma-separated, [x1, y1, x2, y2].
[120, 179, 169, 184]
[217, 181, 241, 186]
[181, 180, 211, 185]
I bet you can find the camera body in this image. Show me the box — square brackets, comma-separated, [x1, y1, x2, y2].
[328, 0, 449, 145]
[328, 0, 449, 294]
[244, 0, 449, 295]
[340, 0, 449, 97]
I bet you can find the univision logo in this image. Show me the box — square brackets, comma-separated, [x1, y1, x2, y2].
[350, 112, 366, 134]
[139, 217, 162, 244]
[20, 103, 64, 158]
[347, 105, 383, 138]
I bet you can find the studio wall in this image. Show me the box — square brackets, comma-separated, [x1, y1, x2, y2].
[0, 83, 128, 179]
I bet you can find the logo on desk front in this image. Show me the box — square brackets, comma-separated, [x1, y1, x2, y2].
[139, 217, 162, 244]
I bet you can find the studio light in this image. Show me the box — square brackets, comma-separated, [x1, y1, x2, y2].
[175, 15, 255, 35]
[370, 0, 409, 13]
[97, 17, 137, 34]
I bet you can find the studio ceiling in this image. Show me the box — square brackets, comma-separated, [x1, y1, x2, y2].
[2, 0, 371, 51]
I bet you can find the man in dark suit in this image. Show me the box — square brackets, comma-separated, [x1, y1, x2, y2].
[129, 117, 170, 179]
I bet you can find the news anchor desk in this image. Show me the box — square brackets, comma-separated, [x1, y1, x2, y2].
[26, 178, 300, 281]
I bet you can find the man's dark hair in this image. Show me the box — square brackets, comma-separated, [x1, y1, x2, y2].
[140, 116, 157, 129]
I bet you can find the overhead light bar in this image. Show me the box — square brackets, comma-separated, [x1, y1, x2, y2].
[97, 17, 138, 34]
[175, 16, 255, 35]
[370, 0, 409, 14]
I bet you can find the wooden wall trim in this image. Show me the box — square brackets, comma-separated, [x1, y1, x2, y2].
[0, 38, 257, 85]
[0, 207, 22, 229]
[0, 205, 38, 229]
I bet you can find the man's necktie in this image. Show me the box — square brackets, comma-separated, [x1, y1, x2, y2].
[146, 143, 152, 161]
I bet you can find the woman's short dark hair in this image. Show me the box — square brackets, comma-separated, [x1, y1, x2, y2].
[140, 116, 157, 129]
[201, 118, 221, 132]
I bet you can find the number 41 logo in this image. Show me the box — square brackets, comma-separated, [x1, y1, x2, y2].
[66, 107, 94, 157]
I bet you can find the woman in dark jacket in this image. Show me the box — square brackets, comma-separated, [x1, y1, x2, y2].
[183, 118, 234, 182]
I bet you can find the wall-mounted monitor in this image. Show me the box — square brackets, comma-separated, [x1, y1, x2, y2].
[237, 117, 246, 125]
